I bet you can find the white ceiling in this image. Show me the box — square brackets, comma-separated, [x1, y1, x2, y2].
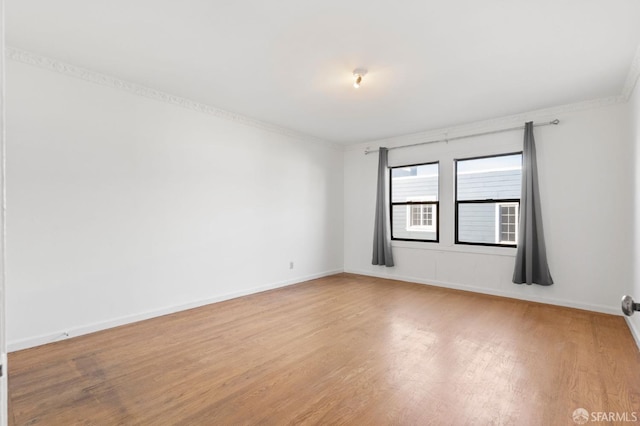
[7, 0, 640, 144]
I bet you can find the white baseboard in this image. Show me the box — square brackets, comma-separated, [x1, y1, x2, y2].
[344, 268, 620, 316]
[10, 268, 625, 352]
[625, 316, 640, 351]
[8, 269, 344, 352]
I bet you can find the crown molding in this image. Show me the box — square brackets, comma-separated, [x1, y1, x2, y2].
[6, 47, 337, 147]
[7, 44, 639, 150]
[622, 43, 640, 100]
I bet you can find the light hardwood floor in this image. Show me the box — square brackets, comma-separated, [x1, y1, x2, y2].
[8, 273, 640, 425]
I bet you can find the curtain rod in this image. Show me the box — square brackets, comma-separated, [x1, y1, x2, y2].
[363, 119, 560, 155]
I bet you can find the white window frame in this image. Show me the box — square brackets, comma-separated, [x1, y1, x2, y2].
[406, 196, 436, 232]
[495, 202, 519, 244]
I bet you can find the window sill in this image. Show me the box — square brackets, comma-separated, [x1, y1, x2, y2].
[391, 240, 517, 257]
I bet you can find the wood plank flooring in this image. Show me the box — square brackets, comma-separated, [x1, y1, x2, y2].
[8, 273, 640, 425]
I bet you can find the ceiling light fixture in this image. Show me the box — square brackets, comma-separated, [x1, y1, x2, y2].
[353, 68, 367, 89]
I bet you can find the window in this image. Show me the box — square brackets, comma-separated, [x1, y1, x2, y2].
[497, 203, 519, 243]
[406, 201, 436, 232]
[410, 204, 434, 229]
[455, 153, 522, 246]
[390, 162, 439, 242]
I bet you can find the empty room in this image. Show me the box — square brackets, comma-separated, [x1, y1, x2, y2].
[2, 0, 640, 424]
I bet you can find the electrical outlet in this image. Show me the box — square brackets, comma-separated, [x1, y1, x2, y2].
[289, 261, 294, 269]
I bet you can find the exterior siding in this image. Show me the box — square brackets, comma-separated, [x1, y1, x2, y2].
[391, 169, 520, 243]
[391, 175, 438, 240]
[457, 170, 521, 200]
[457, 169, 520, 244]
[391, 176, 438, 202]
[457, 203, 495, 243]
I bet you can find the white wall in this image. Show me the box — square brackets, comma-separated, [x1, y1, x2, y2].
[0, 0, 7, 422]
[345, 102, 633, 314]
[6, 50, 638, 354]
[630, 76, 640, 340]
[6, 60, 344, 350]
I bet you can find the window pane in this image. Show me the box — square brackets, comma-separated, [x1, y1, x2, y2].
[392, 204, 437, 241]
[457, 203, 497, 244]
[392, 163, 439, 203]
[499, 203, 519, 243]
[457, 154, 522, 201]
[410, 205, 421, 226]
[391, 162, 439, 242]
[458, 202, 518, 245]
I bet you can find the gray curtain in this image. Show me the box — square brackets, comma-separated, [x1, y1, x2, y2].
[372, 147, 394, 267]
[513, 122, 553, 285]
